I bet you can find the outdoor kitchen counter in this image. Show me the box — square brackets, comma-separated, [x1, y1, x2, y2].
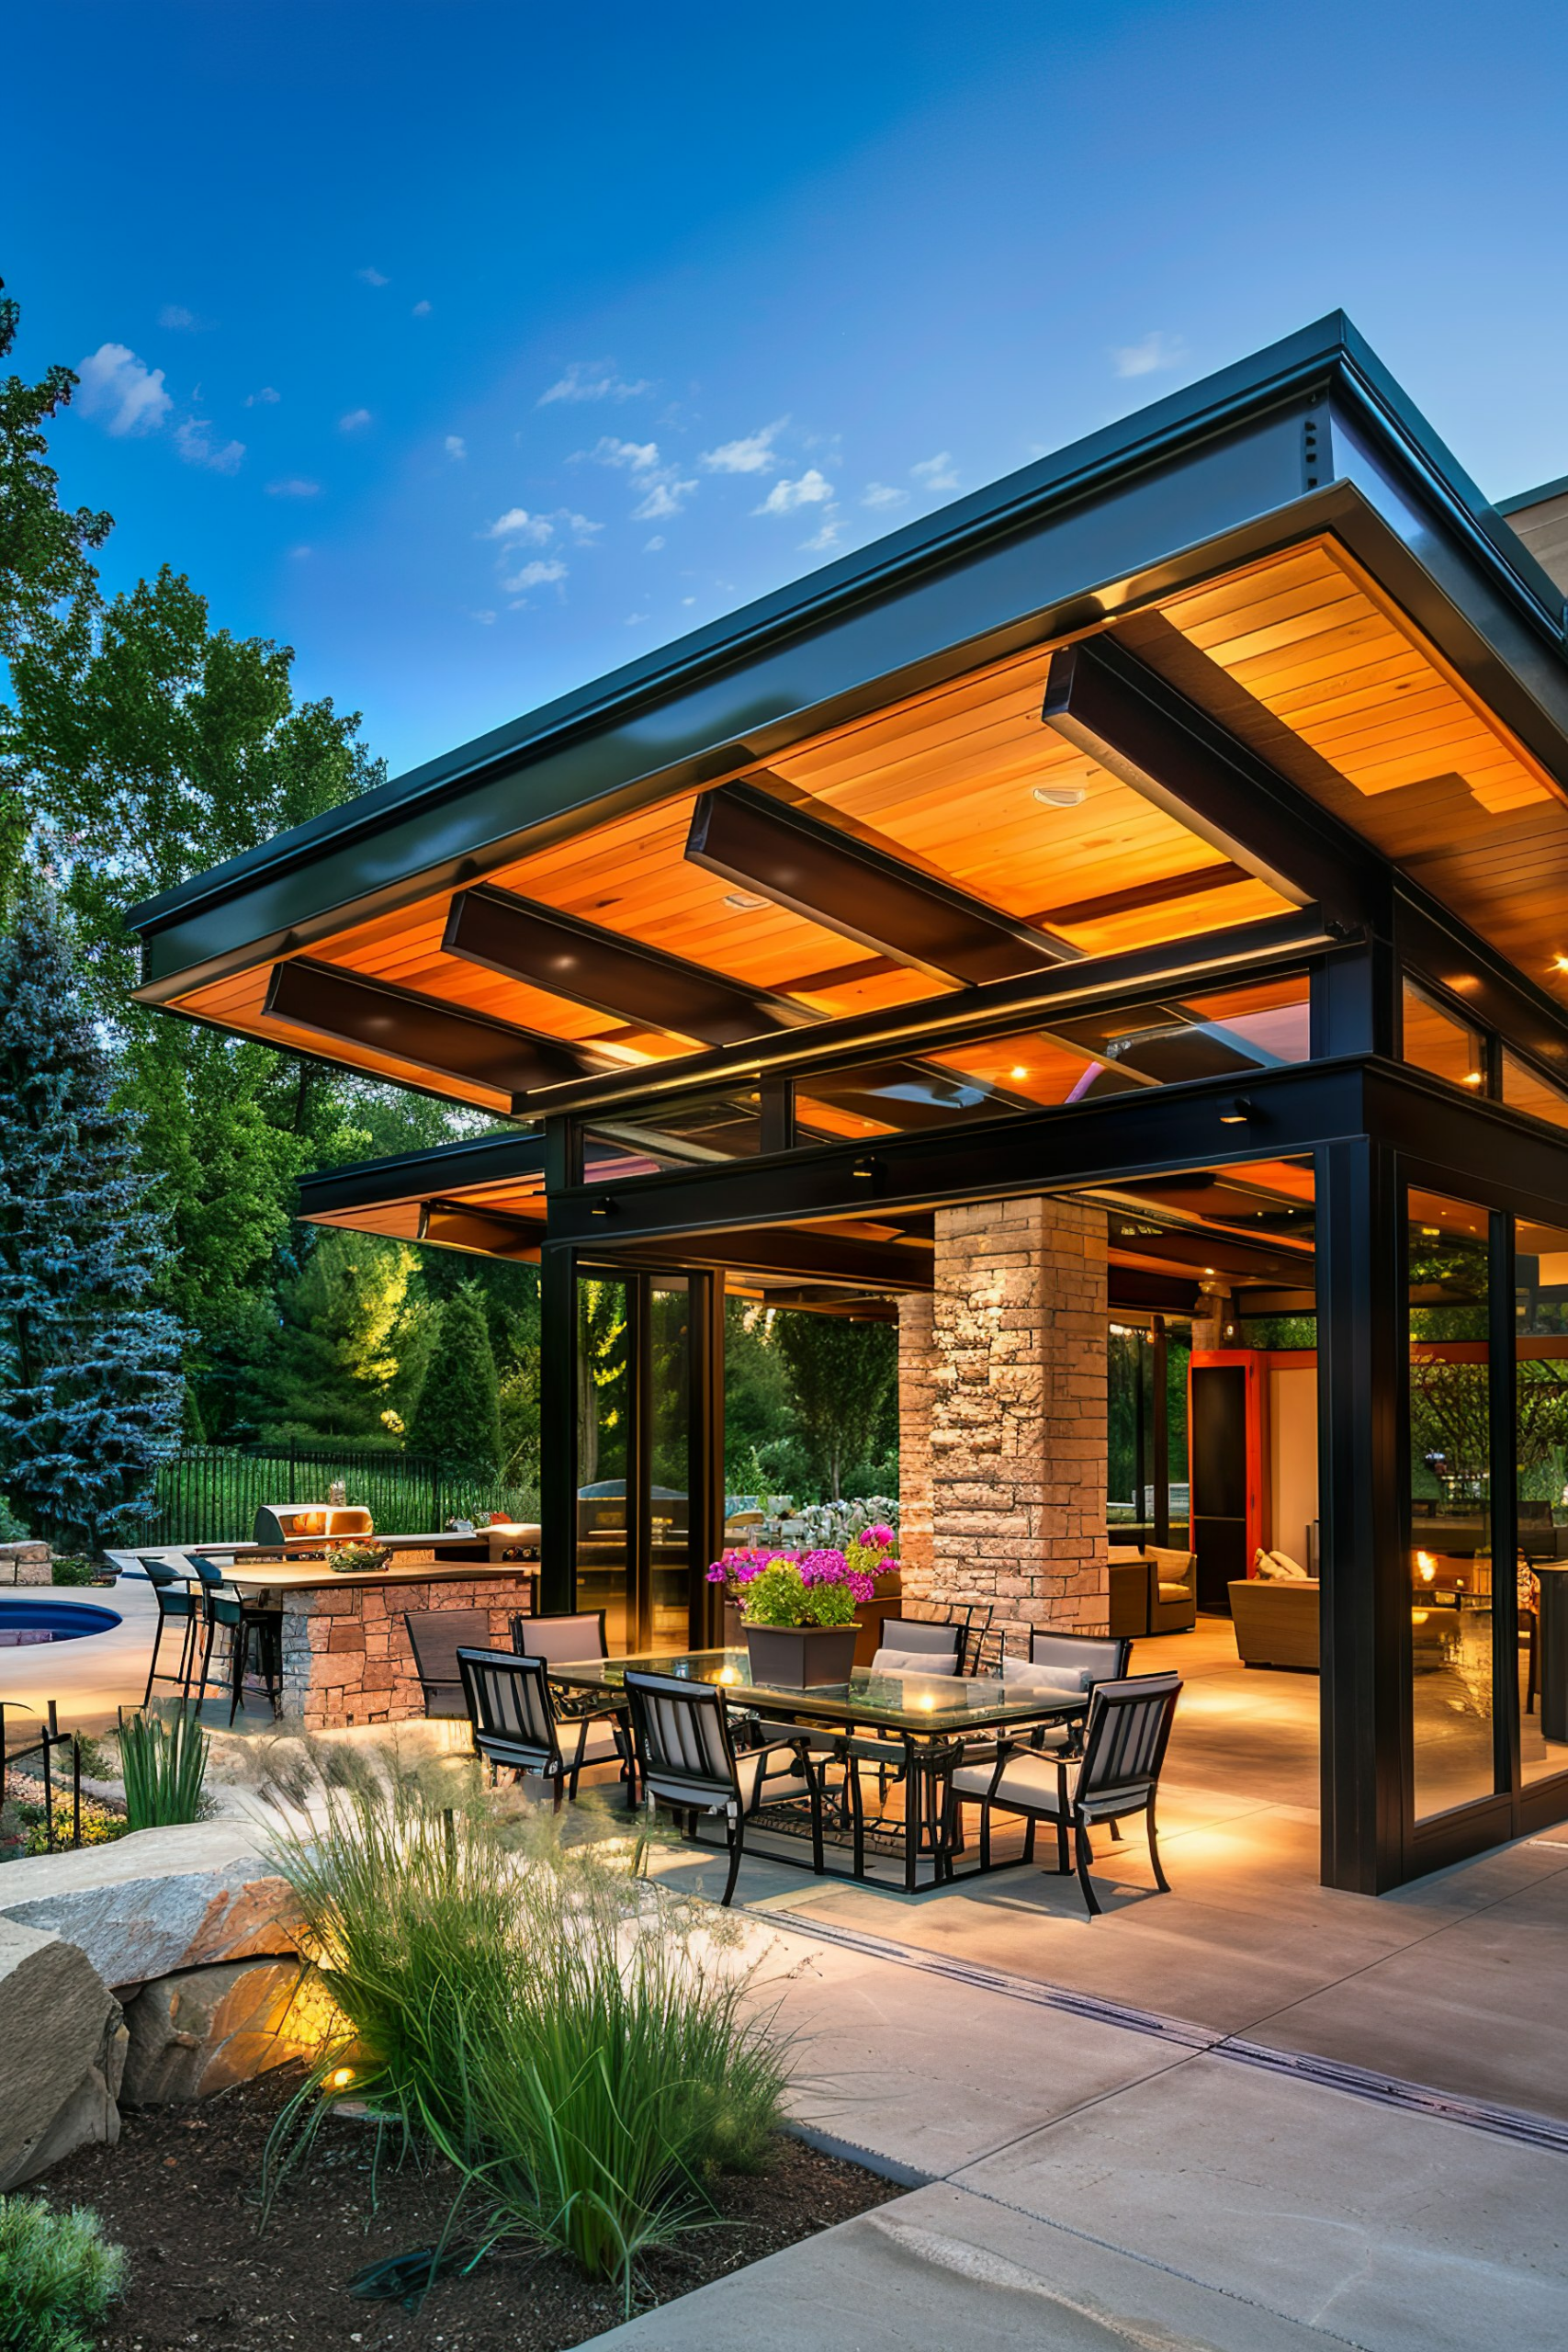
[223, 1557, 538, 1730]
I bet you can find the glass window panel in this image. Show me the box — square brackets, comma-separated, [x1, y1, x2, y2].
[576, 1276, 632, 1651]
[1403, 980, 1486, 1094]
[1515, 1218, 1568, 1787]
[585, 1088, 764, 1176]
[795, 972, 1310, 1141]
[1407, 1191, 1495, 1821]
[1503, 1050, 1568, 1134]
[649, 1283, 694, 1649]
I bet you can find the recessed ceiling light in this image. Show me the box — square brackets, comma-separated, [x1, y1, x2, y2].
[1032, 783, 1089, 808]
[1462, 1070, 1483, 1086]
[723, 891, 767, 911]
[1010, 1064, 1030, 1080]
[1554, 956, 1568, 973]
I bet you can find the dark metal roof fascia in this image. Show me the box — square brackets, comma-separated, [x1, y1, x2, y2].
[296, 1127, 546, 1217]
[125, 311, 1567, 945]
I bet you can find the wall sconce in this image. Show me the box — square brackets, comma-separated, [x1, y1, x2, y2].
[1416, 1551, 1437, 1583]
[852, 1155, 880, 1184]
[589, 1196, 618, 1218]
[1219, 1097, 1253, 1125]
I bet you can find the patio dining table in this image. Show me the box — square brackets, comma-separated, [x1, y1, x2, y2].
[548, 1646, 1089, 1892]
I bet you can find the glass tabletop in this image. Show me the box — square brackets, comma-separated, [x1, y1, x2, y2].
[548, 1647, 1087, 1734]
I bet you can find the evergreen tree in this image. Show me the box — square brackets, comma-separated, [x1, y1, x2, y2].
[406, 1285, 502, 1474]
[0, 892, 184, 1549]
[244, 1229, 413, 1447]
[774, 1312, 897, 1502]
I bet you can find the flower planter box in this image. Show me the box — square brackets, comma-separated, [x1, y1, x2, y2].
[744, 1623, 859, 1688]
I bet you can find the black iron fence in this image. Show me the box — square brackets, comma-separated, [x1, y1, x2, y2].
[150, 1445, 540, 1547]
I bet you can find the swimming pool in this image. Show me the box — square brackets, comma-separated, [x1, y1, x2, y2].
[0, 1600, 123, 1648]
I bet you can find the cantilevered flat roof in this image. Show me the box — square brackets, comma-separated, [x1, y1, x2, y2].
[124, 312, 1568, 1118]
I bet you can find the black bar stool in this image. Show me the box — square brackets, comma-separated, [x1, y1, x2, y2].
[186, 1555, 283, 1721]
[138, 1558, 201, 1706]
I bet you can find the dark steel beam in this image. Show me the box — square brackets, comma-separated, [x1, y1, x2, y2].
[686, 779, 1079, 984]
[1043, 637, 1391, 929]
[443, 882, 817, 1046]
[538, 1245, 576, 1612]
[582, 1222, 933, 1293]
[263, 959, 606, 1104]
[1110, 1269, 1201, 1315]
[548, 1059, 1371, 1246]
[297, 1129, 547, 1219]
[516, 908, 1338, 1118]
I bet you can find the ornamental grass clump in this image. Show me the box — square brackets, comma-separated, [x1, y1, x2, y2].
[0, 2195, 125, 2352]
[118, 1703, 209, 1830]
[259, 1740, 790, 2314]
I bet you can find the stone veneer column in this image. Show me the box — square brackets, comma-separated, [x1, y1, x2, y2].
[897, 1287, 935, 1599]
[925, 1196, 1109, 1650]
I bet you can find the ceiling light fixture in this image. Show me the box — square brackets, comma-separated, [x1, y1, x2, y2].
[1461, 1070, 1483, 1087]
[1554, 956, 1568, 974]
[723, 891, 768, 911]
[1010, 1064, 1030, 1080]
[1032, 783, 1089, 808]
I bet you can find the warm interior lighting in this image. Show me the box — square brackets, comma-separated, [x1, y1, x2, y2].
[1412, 1609, 1430, 1625]
[1553, 956, 1568, 974]
[1032, 783, 1089, 808]
[1461, 1070, 1484, 1086]
[717, 1666, 740, 1686]
[1416, 1552, 1437, 1582]
[1009, 1064, 1030, 1080]
[1203, 1266, 1217, 1276]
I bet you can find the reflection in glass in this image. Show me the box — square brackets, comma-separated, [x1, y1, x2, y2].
[576, 1277, 631, 1650]
[1516, 1219, 1568, 1786]
[1407, 1192, 1495, 1820]
[585, 1089, 764, 1178]
[1503, 1051, 1568, 1135]
[649, 1283, 694, 1648]
[1402, 980, 1486, 1093]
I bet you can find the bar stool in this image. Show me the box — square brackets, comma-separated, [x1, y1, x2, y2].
[186, 1555, 283, 1722]
[138, 1558, 201, 1706]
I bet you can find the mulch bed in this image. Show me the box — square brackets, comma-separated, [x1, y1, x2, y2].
[43, 2064, 899, 2350]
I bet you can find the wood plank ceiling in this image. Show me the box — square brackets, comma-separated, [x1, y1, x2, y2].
[172, 534, 1568, 1107]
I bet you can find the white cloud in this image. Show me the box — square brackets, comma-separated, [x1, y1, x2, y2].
[537, 360, 651, 407]
[444, 434, 467, 459]
[482, 506, 554, 544]
[910, 452, 959, 492]
[174, 418, 244, 473]
[289, 544, 312, 560]
[502, 558, 567, 593]
[244, 386, 281, 407]
[560, 510, 602, 543]
[800, 517, 842, 552]
[158, 304, 197, 331]
[76, 343, 171, 436]
[339, 407, 373, 433]
[412, 300, 432, 317]
[643, 535, 666, 552]
[701, 418, 786, 475]
[471, 607, 496, 625]
[632, 472, 696, 521]
[357, 266, 389, 287]
[861, 481, 908, 510]
[753, 468, 833, 515]
[581, 435, 660, 472]
[625, 611, 650, 626]
[1112, 330, 1185, 379]
[266, 477, 320, 497]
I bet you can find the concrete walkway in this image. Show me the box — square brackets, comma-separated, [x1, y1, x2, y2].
[587, 1909, 1568, 2350]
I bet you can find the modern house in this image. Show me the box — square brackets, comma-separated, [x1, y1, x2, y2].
[126, 314, 1568, 1896]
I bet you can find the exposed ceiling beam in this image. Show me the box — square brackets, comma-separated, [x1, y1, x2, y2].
[443, 882, 817, 1046]
[263, 958, 607, 1105]
[416, 1199, 544, 1261]
[582, 1222, 933, 1293]
[685, 778, 1080, 985]
[1107, 1267, 1201, 1314]
[1043, 636, 1387, 926]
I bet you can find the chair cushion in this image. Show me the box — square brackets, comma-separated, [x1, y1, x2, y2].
[735, 1747, 812, 1808]
[951, 1749, 1066, 1814]
[1157, 1582, 1191, 1603]
[872, 1647, 958, 1676]
[568, 1719, 626, 1766]
[1002, 1656, 1093, 1692]
[1255, 1548, 1309, 1581]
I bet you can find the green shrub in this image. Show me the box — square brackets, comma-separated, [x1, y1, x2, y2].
[48, 1556, 96, 1588]
[118, 1705, 209, 1830]
[261, 1745, 789, 2313]
[0, 2196, 125, 2352]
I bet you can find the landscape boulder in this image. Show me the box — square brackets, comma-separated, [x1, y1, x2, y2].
[0, 1821, 305, 1993]
[0, 1917, 125, 2188]
[119, 1955, 336, 2104]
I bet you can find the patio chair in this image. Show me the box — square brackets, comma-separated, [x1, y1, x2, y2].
[184, 1552, 282, 1723]
[138, 1556, 201, 1706]
[945, 1671, 1181, 1916]
[458, 1647, 634, 1807]
[404, 1606, 494, 1717]
[510, 1609, 636, 1801]
[871, 1616, 962, 1674]
[623, 1668, 824, 1906]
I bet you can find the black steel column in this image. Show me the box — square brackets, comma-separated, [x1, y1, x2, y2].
[631, 1272, 654, 1649]
[538, 1243, 577, 1614]
[1489, 1210, 1520, 1808]
[1317, 1136, 1410, 1893]
[1152, 1317, 1170, 1549]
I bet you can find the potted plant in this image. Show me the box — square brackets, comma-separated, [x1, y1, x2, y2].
[328, 1540, 392, 1575]
[706, 1544, 884, 1686]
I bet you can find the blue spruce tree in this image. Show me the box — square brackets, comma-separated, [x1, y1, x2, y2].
[0, 890, 185, 1552]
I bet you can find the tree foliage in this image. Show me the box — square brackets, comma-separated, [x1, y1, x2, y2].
[406, 1284, 502, 1474]
[774, 1312, 897, 1502]
[0, 891, 185, 1546]
[244, 1230, 414, 1447]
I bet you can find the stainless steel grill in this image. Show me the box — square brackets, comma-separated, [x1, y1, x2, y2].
[251, 1503, 375, 1548]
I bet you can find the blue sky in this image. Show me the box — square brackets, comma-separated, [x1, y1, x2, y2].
[9, 0, 1568, 779]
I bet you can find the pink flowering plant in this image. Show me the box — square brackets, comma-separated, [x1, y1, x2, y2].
[706, 1525, 899, 1629]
